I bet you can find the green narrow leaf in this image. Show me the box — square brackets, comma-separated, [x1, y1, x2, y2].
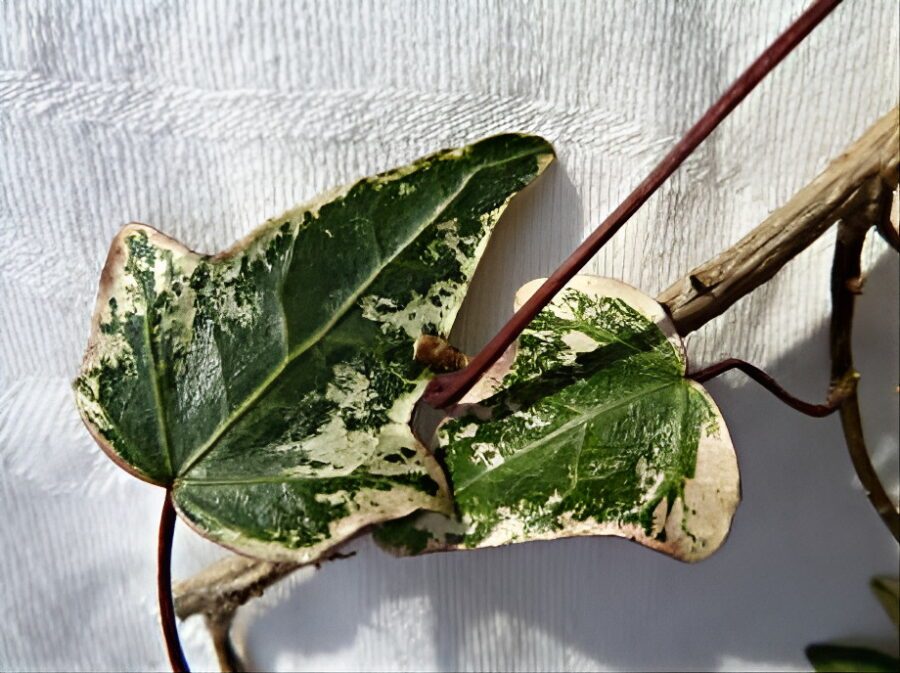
[871, 577, 900, 627]
[806, 644, 900, 673]
[376, 276, 740, 562]
[74, 134, 554, 562]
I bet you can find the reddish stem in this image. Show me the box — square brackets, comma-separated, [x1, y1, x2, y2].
[690, 358, 846, 418]
[874, 188, 899, 253]
[423, 0, 843, 410]
[159, 490, 190, 672]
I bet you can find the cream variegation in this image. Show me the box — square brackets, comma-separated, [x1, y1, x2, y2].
[375, 276, 740, 562]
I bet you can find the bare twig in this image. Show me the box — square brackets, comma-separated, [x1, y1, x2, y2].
[173, 555, 300, 623]
[204, 613, 246, 673]
[173, 550, 357, 668]
[830, 196, 900, 542]
[173, 549, 357, 624]
[659, 106, 900, 334]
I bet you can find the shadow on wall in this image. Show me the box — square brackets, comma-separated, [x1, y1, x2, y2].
[449, 159, 587, 355]
[242, 248, 898, 672]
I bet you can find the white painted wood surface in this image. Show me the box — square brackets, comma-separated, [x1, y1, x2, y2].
[1, 1, 897, 670]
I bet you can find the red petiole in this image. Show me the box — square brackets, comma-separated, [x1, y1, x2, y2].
[690, 358, 850, 417]
[159, 490, 190, 672]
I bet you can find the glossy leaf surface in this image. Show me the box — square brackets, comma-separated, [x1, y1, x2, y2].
[74, 135, 554, 562]
[376, 277, 740, 562]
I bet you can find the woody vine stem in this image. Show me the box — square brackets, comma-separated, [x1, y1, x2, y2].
[159, 0, 900, 670]
[831, 193, 900, 542]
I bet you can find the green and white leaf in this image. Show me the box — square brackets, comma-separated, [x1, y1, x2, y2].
[806, 644, 900, 673]
[74, 134, 554, 563]
[375, 276, 740, 562]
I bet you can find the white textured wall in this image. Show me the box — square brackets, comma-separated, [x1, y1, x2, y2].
[1, 1, 898, 671]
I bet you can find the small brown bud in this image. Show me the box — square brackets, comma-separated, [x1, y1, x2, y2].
[414, 335, 470, 373]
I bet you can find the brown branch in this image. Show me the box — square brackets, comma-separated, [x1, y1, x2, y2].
[174, 107, 900, 672]
[173, 550, 356, 623]
[659, 106, 900, 334]
[173, 555, 300, 623]
[204, 613, 246, 673]
[830, 199, 900, 542]
[173, 549, 355, 668]
[173, 556, 299, 672]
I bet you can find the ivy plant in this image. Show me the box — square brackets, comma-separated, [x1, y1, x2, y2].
[376, 276, 739, 562]
[72, 2, 890, 670]
[75, 136, 746, 669]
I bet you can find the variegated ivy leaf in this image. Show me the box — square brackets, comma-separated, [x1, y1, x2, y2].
[74, 134, 554, 563]
[375, 276, 740, 562]
[806, 645, 900, 673]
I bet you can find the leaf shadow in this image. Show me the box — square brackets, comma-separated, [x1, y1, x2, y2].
[448, 159, 587, 355]
[241, 248, 898, 671]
